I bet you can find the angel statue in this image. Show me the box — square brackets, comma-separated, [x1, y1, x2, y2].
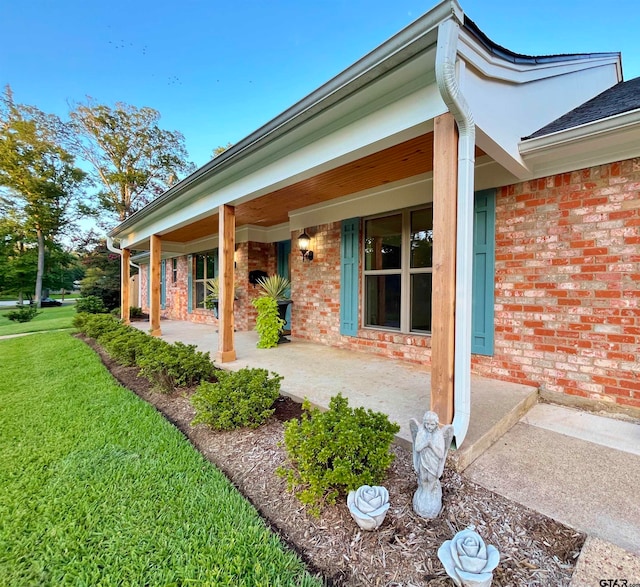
[409, 410, 454, 519]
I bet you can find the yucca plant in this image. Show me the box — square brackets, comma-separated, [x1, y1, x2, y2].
[256, 274, 291, 301]
[203, 277, 240, 309]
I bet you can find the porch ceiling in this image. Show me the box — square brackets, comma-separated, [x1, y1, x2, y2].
[161, 132, 485, 243]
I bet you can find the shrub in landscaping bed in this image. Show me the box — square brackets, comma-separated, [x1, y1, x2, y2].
[76, 313, 121, 339]
[6, 305, 40, 323]
[137, 340, 216, 392]
[99, 327, 150, 367]
[191, 368, 283, 430]
[278, 393, 400, 514]
[75, 295, 108, 314]
[74, 313, 216, 392]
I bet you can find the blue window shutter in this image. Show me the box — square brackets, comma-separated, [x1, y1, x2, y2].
[340, 218, 360, 336]
[187, 255, 193, 313]
[160, 260, 166, 310]
[472, 189, 496, 355]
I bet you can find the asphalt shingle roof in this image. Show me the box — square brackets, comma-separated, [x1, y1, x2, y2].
[524, 77, 640, 139]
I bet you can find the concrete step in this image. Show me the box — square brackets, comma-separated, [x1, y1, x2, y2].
[464, 404, 640, 555]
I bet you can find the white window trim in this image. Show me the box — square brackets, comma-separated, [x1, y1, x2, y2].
[362, 205, 433, 334]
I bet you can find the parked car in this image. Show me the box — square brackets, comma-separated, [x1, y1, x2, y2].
[40, 297, 62, 307]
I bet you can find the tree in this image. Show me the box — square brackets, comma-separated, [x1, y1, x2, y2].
[69, 99, 196, 223]
[212, 142, 232, 158]
[77, 237, 122, 311]
[0, 86, 87, 304]
[0, 213, 37, 302]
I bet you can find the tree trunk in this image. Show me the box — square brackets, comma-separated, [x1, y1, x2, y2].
[35, 228, 45, 305]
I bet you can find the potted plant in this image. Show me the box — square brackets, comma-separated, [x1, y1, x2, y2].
[253, 274, 292, 347]
[203, 277, 240, 318]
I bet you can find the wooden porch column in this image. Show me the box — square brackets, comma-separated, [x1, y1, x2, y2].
[149, 234, 162, 336]
[217, 204, 236, 363]
[121, 247, 131, 325]
[431, 113, 458, 424]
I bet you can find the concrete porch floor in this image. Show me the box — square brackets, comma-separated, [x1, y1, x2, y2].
[136, 319, 537, 470]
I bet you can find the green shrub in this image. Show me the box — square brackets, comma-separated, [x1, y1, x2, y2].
[74, 312, 214, 393]
[130, 306, 143, 318]
[137, 340, 215, 393]
[278, 393, 400, 514]
[101, 328, 150, 367]
[191, 368, 282, 430]
[252, 296, 285, 349]
[72, 312, 90, 331]
[75, 295, 108, 314]
[6, 304, 40, 323]
[81, 314, 121, 339]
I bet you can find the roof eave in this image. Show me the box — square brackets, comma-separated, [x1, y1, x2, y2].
[520, 108, 640, 155]
[109, 0, 463, 239]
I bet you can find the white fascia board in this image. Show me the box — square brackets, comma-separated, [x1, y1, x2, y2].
[520, 110, 640, 177]
[289, 174, 433, 230]
[458, 31, 621, 84]
[120, 79, 447, 249]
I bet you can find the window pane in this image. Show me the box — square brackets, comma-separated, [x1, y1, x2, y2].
[206, 253, 215, 278]
[411, 208, 433, 268]
[411, 273, 432, 332]
[195, 255, 205, 280]
[195, 282, 205, 308]
[365, 274, 401, 329]
[364, 215, 402, 270]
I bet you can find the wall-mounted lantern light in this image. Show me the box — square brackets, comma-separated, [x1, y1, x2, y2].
[298, 230, 313, 262]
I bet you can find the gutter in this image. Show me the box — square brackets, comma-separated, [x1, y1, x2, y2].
[435, 13, 475, 447]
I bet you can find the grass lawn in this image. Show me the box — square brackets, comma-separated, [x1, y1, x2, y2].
[0, 304, 76, 337]
[0, 332, 320, 586]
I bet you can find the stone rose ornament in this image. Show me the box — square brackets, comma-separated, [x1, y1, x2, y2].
[438, 526, 500, 587]
[346, 485, 390, 531]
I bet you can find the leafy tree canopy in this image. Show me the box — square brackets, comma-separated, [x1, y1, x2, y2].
[69, 99, 196, 223]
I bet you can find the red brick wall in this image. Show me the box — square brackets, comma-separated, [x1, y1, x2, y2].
[473, 158, 640, 410]
[291, 223, 342, 343]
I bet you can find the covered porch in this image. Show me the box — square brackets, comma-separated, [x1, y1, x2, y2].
[134, 318, 538, 470]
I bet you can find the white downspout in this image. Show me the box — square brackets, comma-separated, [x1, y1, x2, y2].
[106, 236, 141, 303]
[435, 14, 475, 447]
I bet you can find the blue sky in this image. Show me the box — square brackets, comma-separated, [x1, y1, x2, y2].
[2, 0, 639, 169]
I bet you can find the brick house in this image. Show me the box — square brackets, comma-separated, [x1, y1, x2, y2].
[109, 0, 640, 444]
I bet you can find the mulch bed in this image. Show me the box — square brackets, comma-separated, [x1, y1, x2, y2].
[79, 334, 585, 586]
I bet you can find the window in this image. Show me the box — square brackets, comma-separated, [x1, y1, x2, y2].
[172, 258, 178, 283]
[194, 251, 218, 308]
[363, 206, 433, 333]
